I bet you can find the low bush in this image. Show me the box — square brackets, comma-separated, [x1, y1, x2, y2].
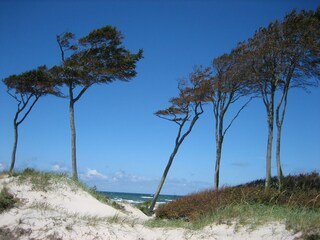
[0, 188, 16, 213]
[136, 200, 153, 216]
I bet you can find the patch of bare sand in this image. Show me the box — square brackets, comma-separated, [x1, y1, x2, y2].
[0, 175, 301, 240]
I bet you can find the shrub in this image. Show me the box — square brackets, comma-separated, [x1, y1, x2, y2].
[0, 188, 16, 213]
[136, 200, 153, 216]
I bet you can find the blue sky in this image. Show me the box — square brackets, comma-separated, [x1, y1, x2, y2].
[0, 0, 319, 195]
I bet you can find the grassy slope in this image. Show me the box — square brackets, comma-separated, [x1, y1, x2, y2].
[154, 172, 320, 239]
[0, 168, 123, 212]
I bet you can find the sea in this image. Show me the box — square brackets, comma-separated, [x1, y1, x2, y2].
[99, 191, 181, 205]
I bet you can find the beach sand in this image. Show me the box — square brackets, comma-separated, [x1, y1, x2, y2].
[0, 175, 302, 240]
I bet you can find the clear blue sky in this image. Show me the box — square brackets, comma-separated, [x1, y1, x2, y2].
[1, 0, 319, 195]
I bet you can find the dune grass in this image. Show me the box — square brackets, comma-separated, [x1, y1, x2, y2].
[10, 168, 124, 210]
[153, 172, 320, 238]
[17, 168, 74, 192]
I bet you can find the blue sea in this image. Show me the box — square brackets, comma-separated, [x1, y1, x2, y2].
[100, 191, 181, 205]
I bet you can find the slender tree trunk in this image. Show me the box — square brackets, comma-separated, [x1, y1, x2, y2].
[212, 96, 252, 189]
[7, 95, 39, 174]
[265, 108, 274, 189]
[276, 123, 284, 190]
[214, 114, 224, 189]
[149, 105, 202, 212]
[149, 145, 179, 212]
[275, 88, 289, 191]
[275, 79, 290, 191]
[214, 141, 223, 189]
[69, 98, 78, 181]
[9, 122, 18, 173]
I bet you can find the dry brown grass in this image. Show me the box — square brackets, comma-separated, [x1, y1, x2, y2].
[156, 172, 320, 221]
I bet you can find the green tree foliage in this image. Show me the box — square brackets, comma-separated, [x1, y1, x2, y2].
[50, 26, 143, 180]
[3, 66, 60, 173]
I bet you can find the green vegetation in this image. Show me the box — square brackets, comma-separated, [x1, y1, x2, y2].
[153, 172, 320, 238]
[17, 168, 78, 192]
[136, 200, 153, 216]
[0, 187, 16, 213]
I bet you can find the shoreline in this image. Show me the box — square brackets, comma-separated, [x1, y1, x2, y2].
[100, 191, 180, 205]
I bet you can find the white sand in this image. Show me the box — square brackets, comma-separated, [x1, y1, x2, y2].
[0, 174, 302, 240]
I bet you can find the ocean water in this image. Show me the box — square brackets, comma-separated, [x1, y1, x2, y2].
[100, 191, 181, 205]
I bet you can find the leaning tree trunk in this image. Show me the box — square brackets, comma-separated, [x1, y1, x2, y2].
[149, 106, 202, 213]
[9, 122, 18, 173]
[149, 145, 179, 212]
[69, 99, 78, 181]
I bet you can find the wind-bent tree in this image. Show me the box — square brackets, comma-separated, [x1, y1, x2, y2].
[208, 46, 253, 189]
[149, 70, 208, 212]
[246, 8, 320, 189]
[3, 66, 59, 173]
[50, 26, 143, 180]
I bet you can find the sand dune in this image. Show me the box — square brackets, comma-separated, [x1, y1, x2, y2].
[0, 175, 301, 240]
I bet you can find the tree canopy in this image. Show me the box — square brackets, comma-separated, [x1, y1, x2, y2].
[50, 25, 143, 180]
[3, 66, 60, 173]
[51, 26, 143, 98]
[245, 8, 320, 188]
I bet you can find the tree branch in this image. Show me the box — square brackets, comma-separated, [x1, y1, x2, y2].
[16, 95, 40, 126]
[7, 89, 21, 103]
[73, 84, 93, 103]
[177, 103, 203, 146]
[57, 35, 65, 62]
[223, 97, 253, 137]
[156, 115, 183, 126]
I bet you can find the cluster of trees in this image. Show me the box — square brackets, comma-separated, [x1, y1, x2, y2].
[3, 8, 319, 212]
[3, 26, 143, 180]
[149, 8, 319, 211]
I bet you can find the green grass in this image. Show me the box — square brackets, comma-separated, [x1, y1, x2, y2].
[14, 168, 124, 210]
[153, 172, 320, 239]
[17, 168, 74, 192]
